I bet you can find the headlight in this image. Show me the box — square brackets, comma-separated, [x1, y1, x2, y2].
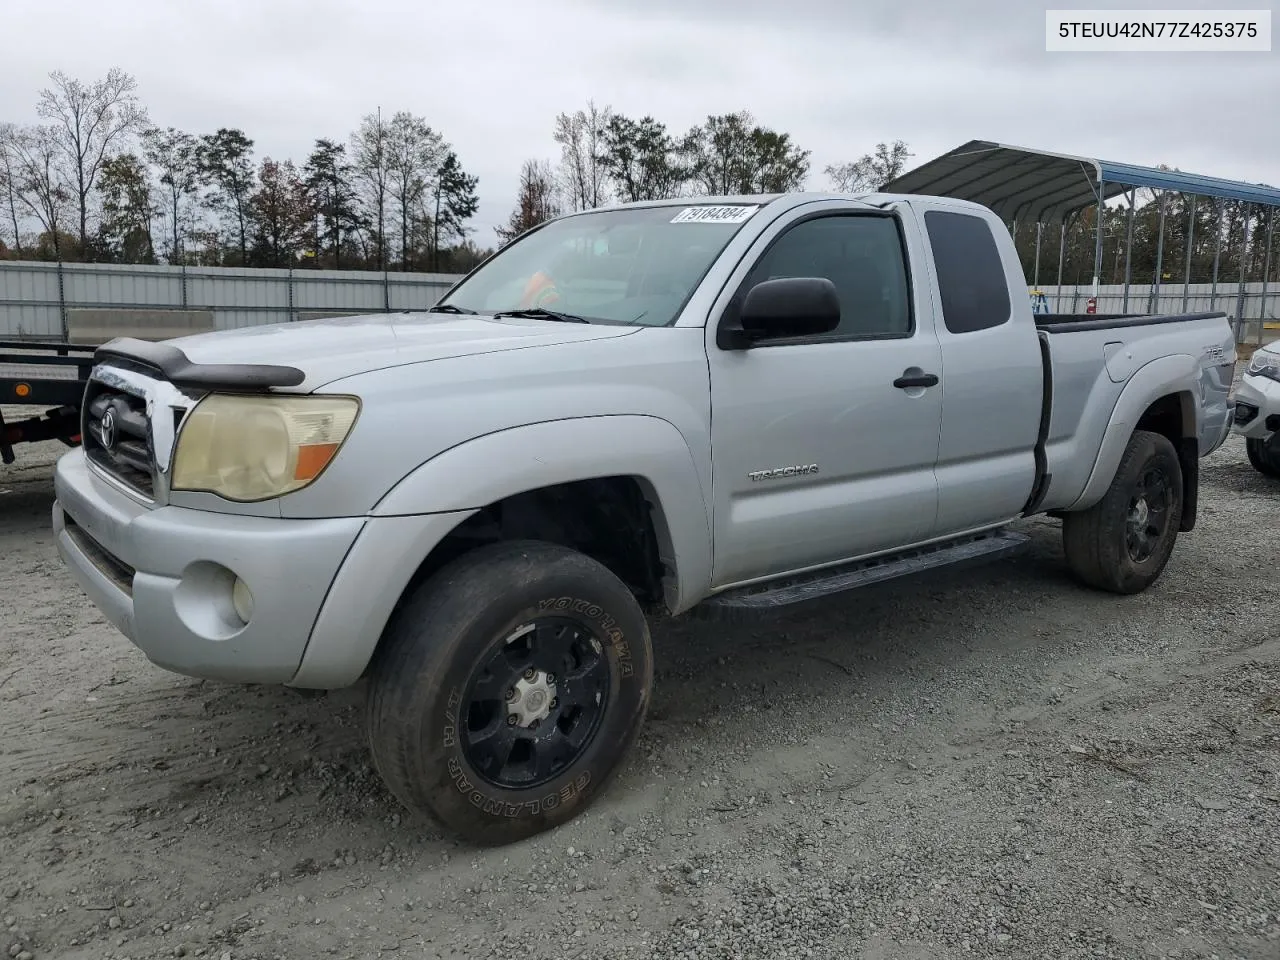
[1247, 349, 1280, 383]
[171, 393, 360, 502]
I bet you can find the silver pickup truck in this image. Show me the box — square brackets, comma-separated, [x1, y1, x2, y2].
[51, 192, 1236, 843]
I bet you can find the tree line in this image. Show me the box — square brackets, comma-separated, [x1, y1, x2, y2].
[0, 68, 484, 272]
[0, 73, 918, 274]
[5, 69, 1271, 289]
[516, 114, 1278, 288]
[498, 103, 912, 241]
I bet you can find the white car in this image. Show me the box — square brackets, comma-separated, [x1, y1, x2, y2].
[1232, 341, 1280, 475]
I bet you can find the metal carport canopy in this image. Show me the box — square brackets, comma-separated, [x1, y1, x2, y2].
[881, 139, 1280, 222]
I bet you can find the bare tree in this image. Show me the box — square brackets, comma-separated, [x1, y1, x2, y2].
[385, 111, 446, 270]
[825, 140, 913, 193]
[36, 67, 149, 254]
[6, 125, 74, 258]
[496, 159, 561, 245]
[553, 100, 613, 211]
[351, 109, 391, 270]
[0, 124, 26, 256]
[142, 126, 201, 262]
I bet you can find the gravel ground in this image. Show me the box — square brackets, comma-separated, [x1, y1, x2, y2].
[1, 423, 1278, 960]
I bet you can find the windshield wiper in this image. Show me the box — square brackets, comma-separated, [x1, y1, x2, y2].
[427, 303, 476, 314]
[491, 307, 589, 324]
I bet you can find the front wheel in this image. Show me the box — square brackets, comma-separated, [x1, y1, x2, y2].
[366, 539, 653, 845]
[1062, 429, 1184, 595]
[1246, 437, 1280, 477]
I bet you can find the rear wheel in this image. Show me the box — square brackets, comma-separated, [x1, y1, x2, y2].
[1246, 436, 1280, 477]
[1062, 429, 1183, 595]
[366, 539, 653, 845]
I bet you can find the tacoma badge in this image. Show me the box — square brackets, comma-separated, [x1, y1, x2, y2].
[748, 464, 819, 482]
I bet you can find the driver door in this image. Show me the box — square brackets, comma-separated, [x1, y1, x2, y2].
[705, 204, 945, 587]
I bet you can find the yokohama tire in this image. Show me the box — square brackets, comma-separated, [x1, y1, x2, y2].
[1062, 429, 1183, 595]
[366, 539, 653, 845]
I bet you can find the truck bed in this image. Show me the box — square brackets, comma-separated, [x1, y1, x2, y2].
[1034, 311, 1224, 331]
[1034, 311, 1236, 514]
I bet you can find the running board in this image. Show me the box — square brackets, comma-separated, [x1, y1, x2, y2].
[690, 530, 1030, 622]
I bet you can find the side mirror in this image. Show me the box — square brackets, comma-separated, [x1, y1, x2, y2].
[719, 276, 841, 349]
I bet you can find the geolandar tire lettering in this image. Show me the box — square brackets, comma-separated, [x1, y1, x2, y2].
[445, 756, 591, 817]
[365, 539, 653, 845]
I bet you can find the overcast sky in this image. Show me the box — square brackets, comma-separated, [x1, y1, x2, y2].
[2, 0, 1276, 250]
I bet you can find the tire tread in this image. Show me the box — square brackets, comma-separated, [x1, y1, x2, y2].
[1246, 437, 1280, 477]
[365, 539, 652, 844]
[1062, 429, 1182, 595]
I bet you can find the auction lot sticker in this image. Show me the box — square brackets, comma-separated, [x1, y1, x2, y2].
[670, 205, 759, 224]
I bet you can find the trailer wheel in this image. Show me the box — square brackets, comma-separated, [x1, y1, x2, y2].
[1062, 429, 1183, 595]
[1246, 437, 1280, 477]
[366, 539, 653, 845]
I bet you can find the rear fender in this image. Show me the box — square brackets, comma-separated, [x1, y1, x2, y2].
[1068, 353, 1198, 513]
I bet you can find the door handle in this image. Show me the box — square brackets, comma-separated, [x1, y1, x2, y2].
[893, 372, 939, 389]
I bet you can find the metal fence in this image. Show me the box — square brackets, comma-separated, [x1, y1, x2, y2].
[3, 259, 1277, 345]
[0, 260, 466, 341]
[1029, 282, 1279, 343]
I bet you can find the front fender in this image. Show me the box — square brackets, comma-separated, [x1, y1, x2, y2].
[1069, 353, 1197, 512]
[372, 415, 713, 614]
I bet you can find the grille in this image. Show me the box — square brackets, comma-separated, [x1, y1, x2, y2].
[83, 382, 155, 497]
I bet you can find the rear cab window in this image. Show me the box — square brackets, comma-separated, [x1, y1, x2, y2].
[923, 210, 1013, 334]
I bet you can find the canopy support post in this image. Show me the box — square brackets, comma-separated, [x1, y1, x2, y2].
[1150, 191, 1167, 314]
[1122, 188, 1135, 313]
[1211, 197, 1225, 312]
[1234, 203, 1253, 342]
[1182, 195, 1197, 312]
[1092, 178, 1106, 299]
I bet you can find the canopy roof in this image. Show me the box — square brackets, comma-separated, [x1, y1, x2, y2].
[881, 139, 1280, 223]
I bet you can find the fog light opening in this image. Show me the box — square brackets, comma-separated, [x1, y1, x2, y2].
[232, 577, 255, 624]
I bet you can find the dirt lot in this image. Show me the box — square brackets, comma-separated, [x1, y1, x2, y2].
[2, 430, 1279, 960]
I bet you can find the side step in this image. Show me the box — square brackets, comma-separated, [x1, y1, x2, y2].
[690, 529, 1030, 622]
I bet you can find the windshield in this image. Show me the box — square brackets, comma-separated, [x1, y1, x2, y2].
[436, 203, 763, 326]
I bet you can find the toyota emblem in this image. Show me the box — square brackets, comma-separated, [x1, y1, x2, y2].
[100, 408, 117, 450]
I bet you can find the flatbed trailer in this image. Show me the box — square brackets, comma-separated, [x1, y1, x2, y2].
[0, 339, 95, 464]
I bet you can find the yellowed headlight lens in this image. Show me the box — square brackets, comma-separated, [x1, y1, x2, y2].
[171, 394, 360, 502]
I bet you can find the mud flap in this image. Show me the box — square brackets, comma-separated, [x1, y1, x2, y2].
[1178, 437, 1198, 532]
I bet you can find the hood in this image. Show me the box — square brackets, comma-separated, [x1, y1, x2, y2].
[161, 312, 639, 390]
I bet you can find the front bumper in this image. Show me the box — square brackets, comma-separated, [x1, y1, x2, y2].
[53, 449, 365, 684]
[1231, 373, 1280, 441]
